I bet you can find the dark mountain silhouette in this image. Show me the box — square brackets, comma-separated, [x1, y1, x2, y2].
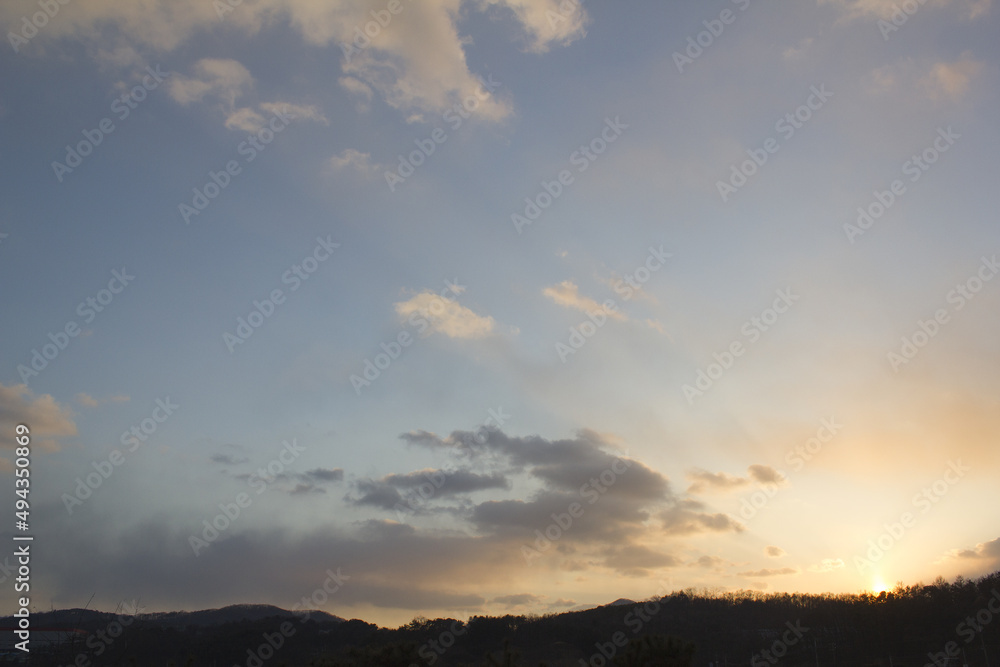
[5, 570, 999, 665]
[2, 602, 343, 632]
[608, 598, 637, 607]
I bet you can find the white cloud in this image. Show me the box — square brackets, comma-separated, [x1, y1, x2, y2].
[782, 37, 813, 61]
[394, 290, 497, 339]
[259, 101, 328, 124]
[645, 319, 669, 337]
[478, 0, 589, 53]
[0, 1, 584, 123]
[808, 558, 845, 573]
[819, 0, 990, 20]
[737, 567, 798, 577]
[685, 465, 786, 494]
[685, 469, 749, 494]
[168, 58, 253, 108]
[75, 393, 100, 408]
[224, 107, 267, 131]
[339, 76, 375, 111]
[96, 45, 146, 70]
[0, 383, 77, 452]
[74, 392, 130, 408]
[226, 102, 327, 131]
[866, 54, 983, 101]
[542, 281, 627, 321]
[919, 53, 983, 100]
[329, 148, 380, 173]
[337, 7, 510, 123]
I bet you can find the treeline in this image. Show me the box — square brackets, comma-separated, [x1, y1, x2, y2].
[28, 569, 1000, 666]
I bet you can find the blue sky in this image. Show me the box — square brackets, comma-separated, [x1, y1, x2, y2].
[1, 0, 999, 626]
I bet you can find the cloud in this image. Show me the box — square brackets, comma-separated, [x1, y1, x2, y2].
[394, 290, 498, 339]
[75, 393, 100, 408]
[0, 0, 237, 52]
[228, 460, 344, 496]
[34, 511, 520, 616]
[492, 593, 542, 607]
[965, 0, 993, 17]
[867, 54, 983, 101]
[548, 598, 576, 608]
[737, 567, 798, 577]
[329, 148, 380, 174]
[479, 0, 589, 53]
[394, 427, 682, 562]
[600, 544, 680, 576]
[660, 500, 744, 536]
[227, 102, 328, 132]
[168, 58, 253, 108]
[748, 465, 786, 486]
[210, 443, 250, 466]
[384, 469, 509, 495]
[333, 3, 511, 123]
[782, 37, 813, 61]
[74, 392, 130, 408]
[305, 468, 345, 483]
[0, 383, 77, 452]
[253, 468, 346, 495]
[819, 0, 990, 20]
[224, 107, 267, 132]
[93, 44, 147, 71]
[338, 75, 375, 112]
[400, 429, 452, 449]
[259, 101, 327, 124]
[349, 479, 404, 509]
[686, 469, 749, 494]
[405, 427, 744, 547]
[23, 420, 793, 618]
[542, 281, 627, 321]
[350, 467, 508, 511]
[685, 465, 784, 494]
[0, 0, 584, 123]
[920, 53, 984, 100]
[941, 536, 1000, 565]
[694, 555, 726, 569]
[808, 558, 845, 573]
[210, 452, 249, 466]
[765, 546, 786, 558]
[445, 428, 667, 500]
[644, 319, 669, 337]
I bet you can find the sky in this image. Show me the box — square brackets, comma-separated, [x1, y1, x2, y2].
[1, 0, 999, 628]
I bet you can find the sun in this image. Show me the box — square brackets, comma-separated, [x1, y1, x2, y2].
[872, 576, 888, 594]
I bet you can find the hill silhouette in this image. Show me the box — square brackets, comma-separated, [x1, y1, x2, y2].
[5, 570, 999, 665]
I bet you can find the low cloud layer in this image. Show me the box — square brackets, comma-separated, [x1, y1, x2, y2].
[27, 424, 754, 613]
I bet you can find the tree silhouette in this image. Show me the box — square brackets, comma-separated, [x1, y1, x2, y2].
[483, 638, 522, 666]
[614, 634, 696, 667]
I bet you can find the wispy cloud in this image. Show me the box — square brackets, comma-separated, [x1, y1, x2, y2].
[0, 383, 76, 452]
[543, 281, 627, 321]
[168, 58, 253, 109]
[394, 290, 499, 339]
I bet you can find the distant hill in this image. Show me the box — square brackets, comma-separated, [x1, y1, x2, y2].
[0, 602, 343, 632]
[6, 570, 1000, 666]
[138, 602, 345, 628]
[607, 598, 636, 607]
